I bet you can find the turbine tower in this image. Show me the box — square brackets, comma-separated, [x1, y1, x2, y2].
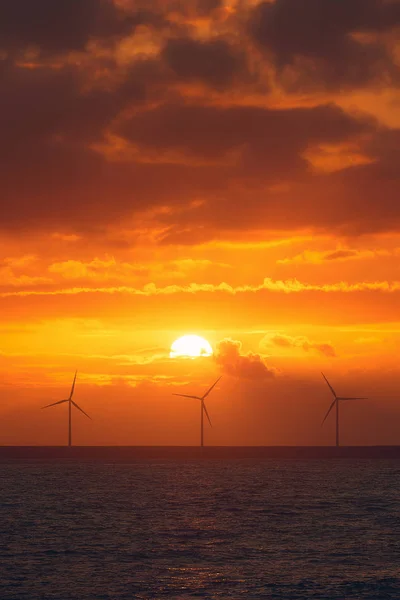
[173, 376, 222, 447]
[42, 371, 91, 447]
[321, 372, 367, 447]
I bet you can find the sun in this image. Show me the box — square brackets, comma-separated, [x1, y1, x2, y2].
[170, 335, 213, 358]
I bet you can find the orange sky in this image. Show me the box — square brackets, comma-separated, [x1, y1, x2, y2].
[1, 0, 400, 445]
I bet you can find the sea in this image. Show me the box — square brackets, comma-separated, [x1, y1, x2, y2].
[1, 459, 400, 599]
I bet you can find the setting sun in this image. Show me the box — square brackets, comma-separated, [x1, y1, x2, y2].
[170, 335, 213, 359]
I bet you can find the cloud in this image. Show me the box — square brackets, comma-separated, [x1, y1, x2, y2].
[0, 0, 144, 54]
[3, 276, 400, 298]
[277, 248, 389, 265]
[0, 269, 50, 288]
[162, 37, 248, 88]
[0, 1, 398, 242]
[262, 333, 336, 358]
[0, 255, 47, 287]
[1, 96, 383, 238]
[214, 338, 276, 380]
[354, 336, 381, 345]
[324, 249, 362, 261]
[51, 233, 81, 242]
[248, 0, 400, 91]
[45, 256, 229, 284]
[3, 255, 37, 268]
[196, 0, 223, 15]
[118, 102, 371, 163]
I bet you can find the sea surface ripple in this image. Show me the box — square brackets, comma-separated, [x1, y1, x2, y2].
[1, 459, 400, 599]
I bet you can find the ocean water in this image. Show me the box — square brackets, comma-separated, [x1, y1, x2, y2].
[1, 460, 400, 599]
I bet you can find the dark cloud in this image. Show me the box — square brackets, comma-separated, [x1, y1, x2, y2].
[263, 334, 336, 358]
[249, 0, 400, 90]
[0, 0, 398, 240]
[0, 57, 176, 230]
[0, 0, 140, 54]
[162, 37, 247, 88]
[159, 120, 400, 239]
[303, 139, 400, 235]
[0, 56, 168, 149]
[0, 64, 121, 150]
[118, 102, 372, 164]
[308, 343, 336, 358]
[0, 40, 378, 236]
[214, 339, 276, 380]
[0, 86, 391, 237]
[137, 0, 222, 19]
[196, 0, 222, 15]
[119, 58, 171, 106]
[325, 250, 359, 261]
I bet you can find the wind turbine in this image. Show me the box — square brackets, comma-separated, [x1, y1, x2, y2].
[173, 376, 222, 447]
[321, 372, 367, 447]
[42, 371, 91, 447]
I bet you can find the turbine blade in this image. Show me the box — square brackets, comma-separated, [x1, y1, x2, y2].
[41, 399, 69, 409]
[202, 376, 222, 400]
[71, 400, 91, 420]
[69, 370, 78, 399]
[173, 394, 202, 400]
[321, 399, 337, 426]
[203, 401, 212, 427]
[321, 372, 337, 398]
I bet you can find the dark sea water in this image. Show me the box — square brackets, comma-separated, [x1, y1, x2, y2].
[1, 459, 400, 599]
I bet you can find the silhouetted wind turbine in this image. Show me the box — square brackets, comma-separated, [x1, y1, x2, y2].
[42, 371, 91, 447]
[173, 376, 222, 447]
[321, 372, 367, 447]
